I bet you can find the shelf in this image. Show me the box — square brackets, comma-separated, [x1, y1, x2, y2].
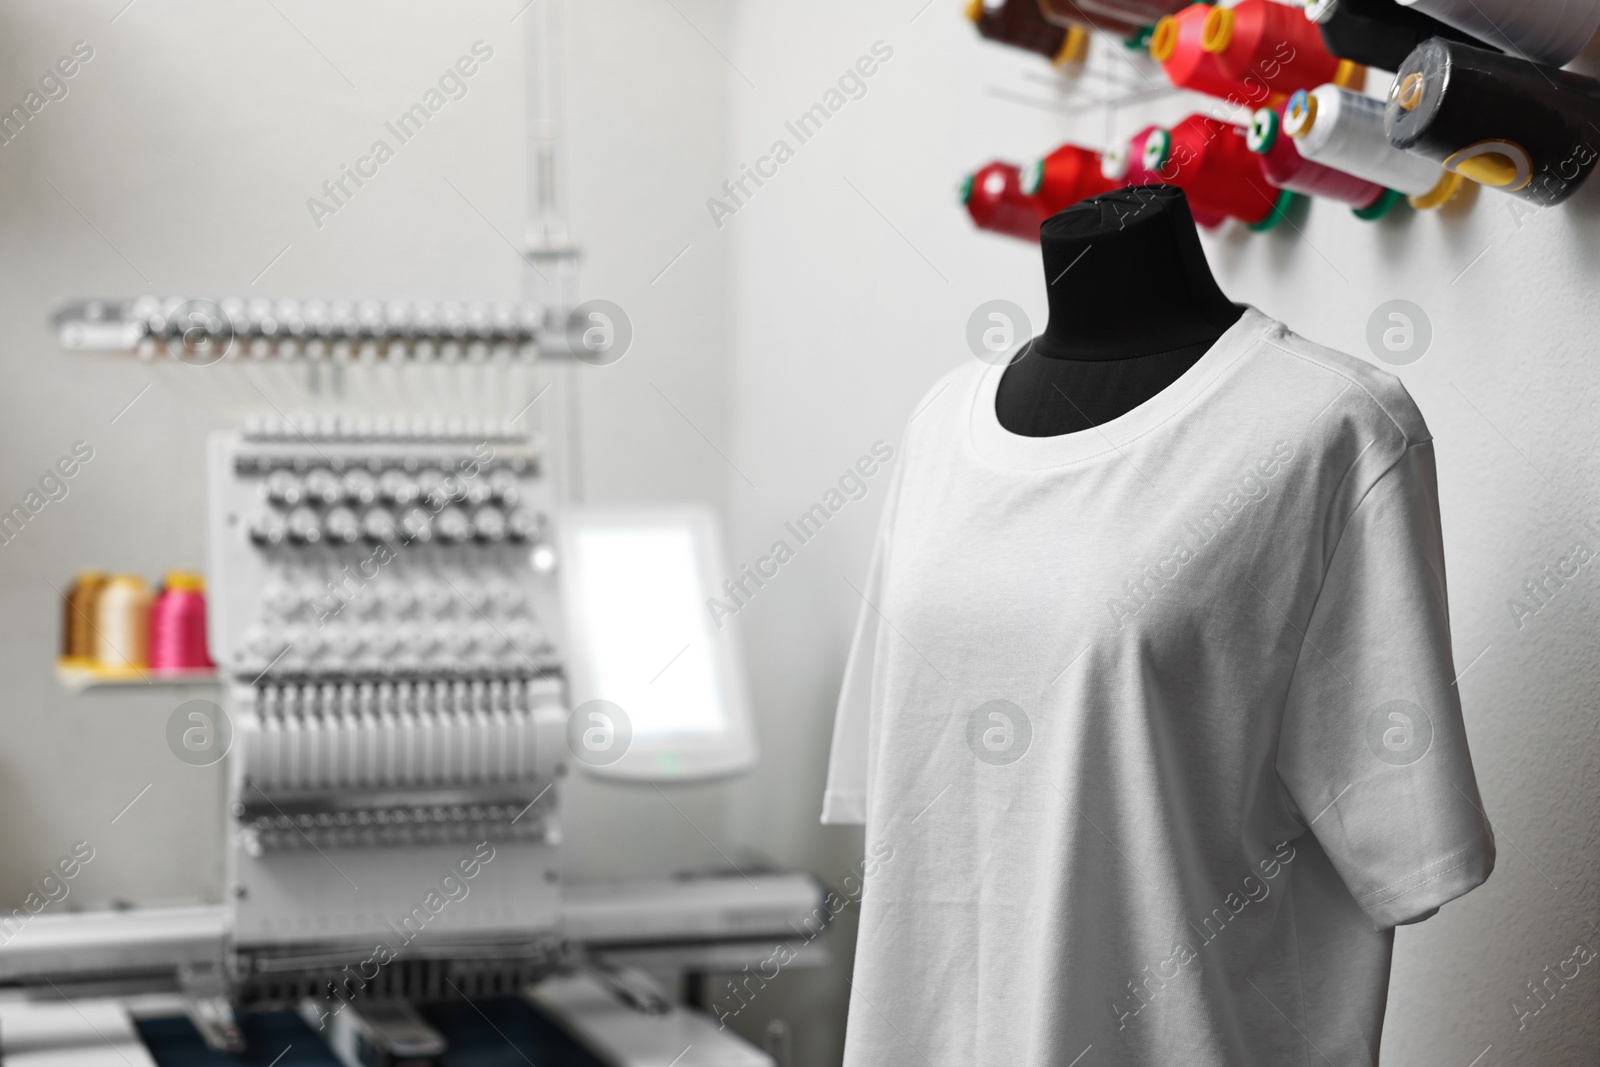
[56, 662, 220, 693]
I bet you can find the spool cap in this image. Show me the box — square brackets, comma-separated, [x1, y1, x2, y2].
[1020, 159, 1044, 195]
[1149, 15, 1179, 61]
[1351, 186, 1403, 220]
[1396, 72, 1424, 111]
[1200, 6, 1235, 53]
[1055, 26, 1090, 68]
[1283, 89, 1317, 138]
[1102, 143, 1131, 181]
[1408, 170, 1463, 210]
[1247, 188, 1299, 231]
[1247, 108, 1280, 153]
[1333, 59, 1365, 91]
[163, 570, 206, 592]
[1141, 129, 1173, 173]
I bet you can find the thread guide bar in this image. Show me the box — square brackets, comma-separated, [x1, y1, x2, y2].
[52, 296, 591, 360]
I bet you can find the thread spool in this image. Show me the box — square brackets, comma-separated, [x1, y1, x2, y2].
[93, 575, 152, 669]
[1152, 4, 1258, 103]
[962, 162, 1047, 241]
[1021, 144, 1120, 215]
[1386, 38, 1600, 206]
[966, 0, 1093, 69]
[1143, 114, 1294, 228]
[61, 571, 107, 662]
[149, 571, 214, 671]
[1396, 0, 1600, 68]
[1105, 126, 1227, 227]
[1284, 84, 1462, 208]
[1248, 106, 1400, 218]
[1201, 0, 1356, 99]
[1041, 0, 1187, 28]
[1036, 0, 1145, 39]
[1305, 0, 1496, 73]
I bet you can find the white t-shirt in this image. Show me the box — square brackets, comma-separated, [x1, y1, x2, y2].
[823, 308, 1494, 1067]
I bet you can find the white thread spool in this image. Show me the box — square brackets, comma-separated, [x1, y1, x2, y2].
[1398, 0, 1600, 67]
[1284, 83, 1461, 207]
[93, 575, 151, 668]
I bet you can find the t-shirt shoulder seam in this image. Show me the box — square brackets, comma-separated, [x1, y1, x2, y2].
[1258, 334, 1430, 449]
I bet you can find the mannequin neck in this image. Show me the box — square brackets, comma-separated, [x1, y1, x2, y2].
[1031, 185, 1242, 362]
[993, 186, 1243, 437]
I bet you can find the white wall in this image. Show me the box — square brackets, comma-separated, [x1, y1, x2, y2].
[718, 3, 1600, 1066]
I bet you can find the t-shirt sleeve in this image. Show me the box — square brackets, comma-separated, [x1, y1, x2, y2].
[1277, 440, 1495, 930]
[821, 463, 903, 826]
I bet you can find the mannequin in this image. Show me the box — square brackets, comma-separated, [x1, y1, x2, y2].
[995, 184, 1244, 437]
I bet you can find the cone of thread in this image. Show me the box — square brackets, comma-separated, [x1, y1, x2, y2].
[1201, 0, 1342, 96]
[964, 162, 1048, 241]
[1386, 37, 1600, 206]
[1398, 0, 1600, 67]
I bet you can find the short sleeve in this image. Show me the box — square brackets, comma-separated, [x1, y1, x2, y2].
[822, 463, 904, 826]
[1277, 440, 1495, 930]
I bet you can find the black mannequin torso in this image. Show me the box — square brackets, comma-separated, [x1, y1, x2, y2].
[995, 185, 1244, 437]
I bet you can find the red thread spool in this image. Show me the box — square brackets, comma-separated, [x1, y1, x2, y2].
[149, 571, 214, 671]
[1020, 144, 1119, 215]
[1143, 114, 1293, 228]
[1150, 4, 1252, 102]
[1200, 0, 1347, 97]
[1108, 125, 1228, 228]
[962, 162, 1047, 242]
[1246, 105, 1400, 218]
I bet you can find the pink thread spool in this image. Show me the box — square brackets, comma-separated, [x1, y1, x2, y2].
[1104, 126, 1227, 228]
[149, 571, 214, 671]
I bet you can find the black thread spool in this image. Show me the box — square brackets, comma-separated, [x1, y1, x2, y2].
[1305, 0, 1496, 73]
[1386, 37, 1600, 206]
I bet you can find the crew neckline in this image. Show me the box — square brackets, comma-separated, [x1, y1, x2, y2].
[967, 305, 1272, 470]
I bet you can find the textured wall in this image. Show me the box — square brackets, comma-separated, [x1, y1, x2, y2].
[718, 4, 1600, 1066]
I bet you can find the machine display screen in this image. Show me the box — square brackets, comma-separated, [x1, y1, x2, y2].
[564, 520, 729, 738]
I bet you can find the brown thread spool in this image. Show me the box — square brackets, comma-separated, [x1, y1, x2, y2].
[62, 571, 108, 661]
